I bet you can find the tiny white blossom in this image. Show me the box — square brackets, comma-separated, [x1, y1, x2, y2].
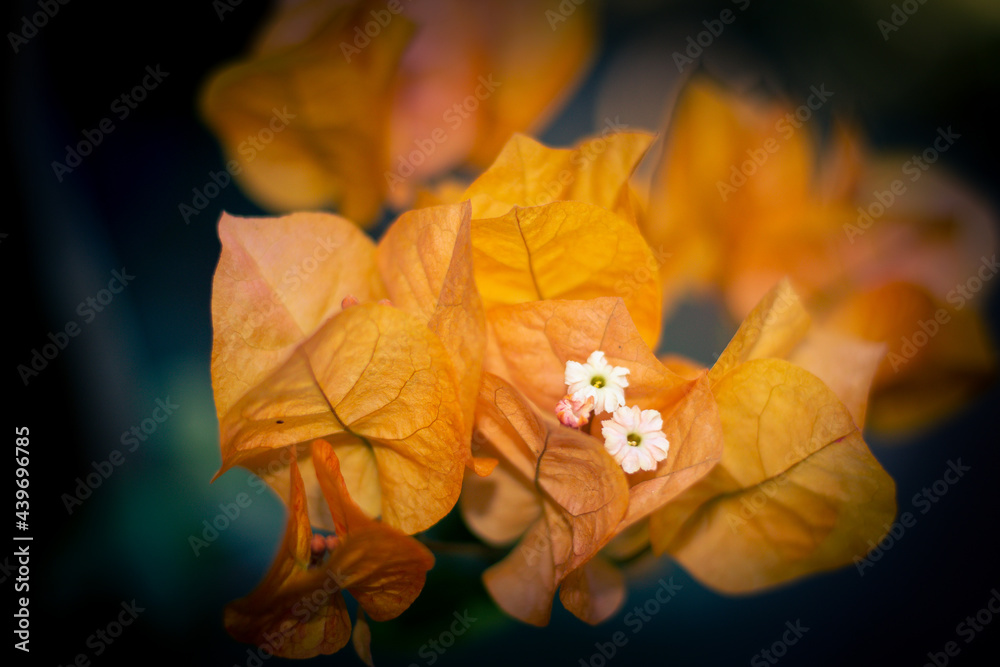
[601, 405, 669, 474]
[564, 351, 630, 414]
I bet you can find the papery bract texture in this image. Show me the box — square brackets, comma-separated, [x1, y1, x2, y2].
[648, 283, 897, 593]
[211, 206, 482, 534]
[224, 444, 434, 658]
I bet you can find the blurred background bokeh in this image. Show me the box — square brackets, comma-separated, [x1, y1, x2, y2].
[6, 0, 1000, 664]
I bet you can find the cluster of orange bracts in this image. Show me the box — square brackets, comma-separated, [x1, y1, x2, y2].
[210, 118, 996, 657]
[205, 5, 995, 659]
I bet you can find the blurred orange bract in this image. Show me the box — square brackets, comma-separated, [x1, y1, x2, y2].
[199, 0, 596, 224]
[641, 78, 997, 433]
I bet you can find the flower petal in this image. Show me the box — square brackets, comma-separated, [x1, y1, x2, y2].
[460, 457, 542, 547]
[472, 202, 663, 347]
[217, 303, 466, 534]
[823, 281, 996, 432]
[708, 278, 811, 386]
[558, 556, 626, 626]
[224, 455, 351, 659]
[477, 374, 629, 626]
[199, 1, 416, 222]
[786, 327, 886, 429]
[486, 296, 724, 527]
[312, 442, 435, 621]
[463, 132, 654, 222]
[388, 0, 597, 202]
[211, 211, 384, 444]
[377, 201, 487, 443]
[649, 359, 897, 594]
[488, 297, 673, 412]
[643, 78, 818, 311]
[352, 609, 374, 667]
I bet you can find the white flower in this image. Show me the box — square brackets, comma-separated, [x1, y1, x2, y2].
[601, 405, 669, 474]
[564, 350, 630, 414]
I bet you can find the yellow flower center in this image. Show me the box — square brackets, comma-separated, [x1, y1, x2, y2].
[627, 434, 641, 447]
[591, 376, 605, 388]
